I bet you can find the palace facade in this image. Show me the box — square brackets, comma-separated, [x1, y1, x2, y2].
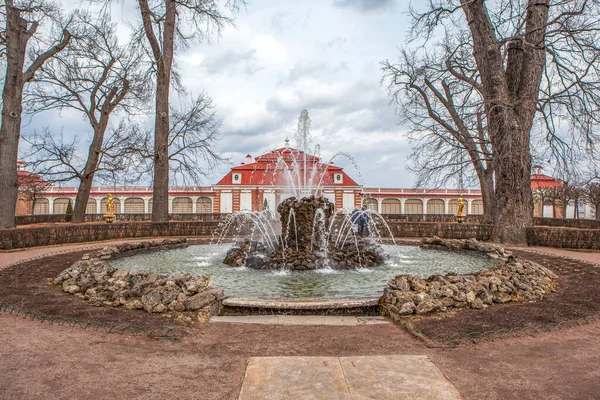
[16, 145, 596, 219]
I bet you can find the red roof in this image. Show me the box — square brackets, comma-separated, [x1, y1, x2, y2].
[531, 174, 562, 189]
[216, 147, 360, 187]
[17, 170, 46, 186]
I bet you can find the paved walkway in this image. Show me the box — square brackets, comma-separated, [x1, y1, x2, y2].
[238, 355, 461, 400]
[508, 245, 600, 265]
[0, 237, 208, 271]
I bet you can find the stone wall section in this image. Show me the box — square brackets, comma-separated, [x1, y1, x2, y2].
[51, 238, 224, 322]
[380, 237, 558, 318]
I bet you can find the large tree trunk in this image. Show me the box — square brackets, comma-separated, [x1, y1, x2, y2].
[462, 0, 548, 244]
[149, 1, 176, 223]
[490, 121, 534, 243]
[152, 66, 171, 222]
[596, 203, 600, 220]
[0, 7, 28, 228]
[474, 167, 495, 224]
[72, 124, 108, 223]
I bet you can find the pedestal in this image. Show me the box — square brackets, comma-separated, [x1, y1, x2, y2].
[104, 213, 115, 223]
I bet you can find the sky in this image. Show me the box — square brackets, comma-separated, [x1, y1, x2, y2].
[23, 0, 422, 188]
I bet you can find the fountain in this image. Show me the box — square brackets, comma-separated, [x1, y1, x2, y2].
[219, 110, 390, 270]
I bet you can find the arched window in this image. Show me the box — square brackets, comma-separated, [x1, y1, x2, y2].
[53, 198, 72, 214]
[124, 198, 145, 214]
[448, 200, 458, 215]
[381, 199, 401, 214]
[362, 197, 378, 212]
[148, 198, 153, 212]
[196, 197, 212, 213]
[404, 199, 423, 214]
[86, 199, 97, 214]
[471, 200, 484, 215]
[427, 199, 445, 214]
[172, 197, 192, 213]
[101, 197, 121, 214]
[34, 198, 49, 215]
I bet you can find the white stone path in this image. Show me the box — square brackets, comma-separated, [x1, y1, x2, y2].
[238, 355, 462, 400]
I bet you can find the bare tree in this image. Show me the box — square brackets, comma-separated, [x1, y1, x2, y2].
[17, 165, 50, 214]
[390, 0, 600, 244]
[134, 93, 226, 185]
[584, 181, 600, 220]
[23, 11, 148, 222]
[0, 0, 72, 228]
[128, 0, 244, 222]
[23, 123, 145, 194]
[383, 36, 496, 223]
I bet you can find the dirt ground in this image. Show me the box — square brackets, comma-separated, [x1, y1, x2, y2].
[1, 246, 600, 399]
[413, 250, 600, 344]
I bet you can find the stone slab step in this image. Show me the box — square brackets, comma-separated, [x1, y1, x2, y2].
[238, 355, 462, 400]
[210, 315, 389, 326]
[222, 297, 379, 310]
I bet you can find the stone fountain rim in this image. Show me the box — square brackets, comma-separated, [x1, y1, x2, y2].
[222, 297, 380, 310]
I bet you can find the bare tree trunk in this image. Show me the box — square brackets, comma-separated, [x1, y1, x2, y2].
[461, 0, 548, 244]
[0, 6, 28, 228]
[596, 203, 600, 220]
[475, 167, 495, 224]
[139, 0, 176, 222]
[152, 66, 172, 222]
[491, 123, 534, 243]
[72, 122, 108, 223]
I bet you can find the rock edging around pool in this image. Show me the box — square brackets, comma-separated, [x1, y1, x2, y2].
[51, 238, 224, 322]
[380, 237, 558, 317]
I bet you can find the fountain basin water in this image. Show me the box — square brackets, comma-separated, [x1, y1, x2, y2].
[112, 244, 499, 299]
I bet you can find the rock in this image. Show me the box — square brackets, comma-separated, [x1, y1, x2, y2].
[168, 300, 185, 312]
[380, 237, 558, 317]
[397, 302, 416, 315]
[153, 303, 167, 313]
[141, 289, 162, 313]
[183, 291, 215, 311]
[64, 284, 80, 294]
[416, 297, 442, 314]
[124, 299, 143, 310]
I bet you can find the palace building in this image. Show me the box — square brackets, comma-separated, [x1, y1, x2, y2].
[15, 144, 596, 219]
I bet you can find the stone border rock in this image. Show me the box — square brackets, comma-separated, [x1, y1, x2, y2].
[51, 238, 224, 323]
[380, 237, 558, 317]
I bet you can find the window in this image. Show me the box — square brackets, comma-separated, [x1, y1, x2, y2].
[382, 199, 401, 214]
[34, 198, 49, 215]
[404, 199, 423, 214]
[197, 197, 212, 213]
[101, 197, 121, 214]
[86, 199, 97, 214]
[448, 200, 458, 215]
[471, 200, 484, 215]
[124, 198, 145, 214]
[362, 198, 378, 212]
[427, 199, 445, 214]
[53, 198, 72, 214]
[172, 197, 192, 213]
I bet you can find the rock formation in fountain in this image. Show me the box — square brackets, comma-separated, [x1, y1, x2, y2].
[223, 196, 388, 270]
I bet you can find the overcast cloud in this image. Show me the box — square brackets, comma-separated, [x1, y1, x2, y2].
[21, 0, 417, 188]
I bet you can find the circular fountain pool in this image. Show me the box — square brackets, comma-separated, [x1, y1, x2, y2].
[112, 244, 499, 299]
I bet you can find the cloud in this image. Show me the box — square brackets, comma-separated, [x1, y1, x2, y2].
[332, 0, 395, 12]
[200, 49, 263, 76]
